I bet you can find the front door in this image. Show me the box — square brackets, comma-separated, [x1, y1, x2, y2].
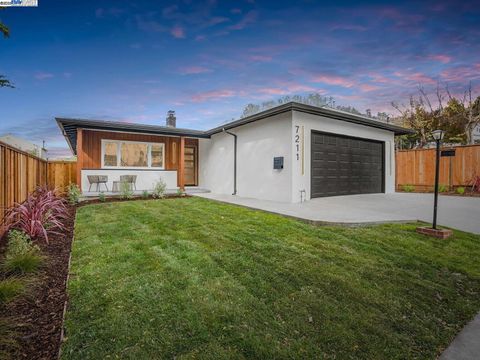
[184, 145, 197, 186]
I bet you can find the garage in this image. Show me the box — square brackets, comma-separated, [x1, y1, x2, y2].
[311, 131, 384, 198]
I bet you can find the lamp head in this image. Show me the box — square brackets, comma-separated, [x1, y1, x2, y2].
[431, 129, 445, 141]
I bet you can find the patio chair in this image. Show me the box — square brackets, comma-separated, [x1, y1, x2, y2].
[87, 175, 109, 192]
[120, 175, 137, 190]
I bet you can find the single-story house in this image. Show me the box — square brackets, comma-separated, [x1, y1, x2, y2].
[56, 102, 413, 203]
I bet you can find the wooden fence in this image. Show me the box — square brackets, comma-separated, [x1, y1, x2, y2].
[0, 141, 77, 236]
[396, 144, 480, 190]
[47, 161, 77, 193]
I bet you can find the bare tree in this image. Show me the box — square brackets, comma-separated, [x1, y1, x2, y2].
[465, 82, 480, 144]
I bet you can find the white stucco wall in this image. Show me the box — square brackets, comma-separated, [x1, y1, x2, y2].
[199, 112, 293, 202]
[81, 169, 178, 192]
[291, 110, 396, 202]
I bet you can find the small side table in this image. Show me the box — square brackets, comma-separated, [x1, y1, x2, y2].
[112, 181, 121, 192]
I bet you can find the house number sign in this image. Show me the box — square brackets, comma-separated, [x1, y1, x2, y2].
[295, 125, 305, 175]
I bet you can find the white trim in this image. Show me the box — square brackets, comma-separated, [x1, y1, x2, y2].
[101, 139, 165, 170]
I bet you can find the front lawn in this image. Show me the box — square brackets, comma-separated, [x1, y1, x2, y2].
[63, 197, 480, 359]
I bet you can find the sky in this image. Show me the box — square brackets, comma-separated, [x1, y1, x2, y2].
[0, 0, 479, 157]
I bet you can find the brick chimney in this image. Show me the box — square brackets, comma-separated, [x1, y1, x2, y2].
[166, 110, 176, 128]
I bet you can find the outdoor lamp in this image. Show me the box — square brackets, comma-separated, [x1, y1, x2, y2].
[432, 129, 444, 230]
[431, 129, 445, 141]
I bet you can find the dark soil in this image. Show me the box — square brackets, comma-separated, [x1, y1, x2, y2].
[78, 193, 190, 206]
[0, 206, 75, 360]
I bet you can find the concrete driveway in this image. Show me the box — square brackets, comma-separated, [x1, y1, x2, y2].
[196, 192, 480, 234]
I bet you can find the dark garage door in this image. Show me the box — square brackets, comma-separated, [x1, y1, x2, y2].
[311, 131, 384, 198]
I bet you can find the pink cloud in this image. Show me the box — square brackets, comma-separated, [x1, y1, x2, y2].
[178, 66, 212, 75]
[440, 66, 480, 82]
[34, 72, 54, 80]
[427, 54, 452, 64]
[368, 73, 390, 83]
[311, 74, 355, 88]
[191, 89, 236, 102]
[393, 71, 436, 84]
[171, 25, 185, 39]
[248, 55, 272, 62]
[258, 82, 317, 96]
[359, 84, 380, 92]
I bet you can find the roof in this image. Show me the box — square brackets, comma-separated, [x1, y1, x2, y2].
[206, 102, 414, 136]
[56, 117, 210, 154]
[57, 102, 414, 155]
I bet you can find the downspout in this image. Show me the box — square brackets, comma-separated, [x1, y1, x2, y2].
[222, 128, 237, 195]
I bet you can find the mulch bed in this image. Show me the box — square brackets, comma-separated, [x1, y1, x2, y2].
[0, 206, 76, 360]
[79, 193, 190, 206]
[397, 190, 480, 197]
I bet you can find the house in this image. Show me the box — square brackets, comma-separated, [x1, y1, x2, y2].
[56, 102, 413, 203]
[0, 133, 48, 159]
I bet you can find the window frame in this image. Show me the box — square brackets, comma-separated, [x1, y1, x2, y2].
[101, 139, 165, 170]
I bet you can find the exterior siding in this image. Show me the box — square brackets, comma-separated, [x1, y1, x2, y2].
[199, 112, 292, 202]
[79, 130, 197, 170]
[77, 129, 198, 190]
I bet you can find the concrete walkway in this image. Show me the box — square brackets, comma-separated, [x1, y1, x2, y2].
[195, 192, 480, 234]
[440, 314, 480, 360]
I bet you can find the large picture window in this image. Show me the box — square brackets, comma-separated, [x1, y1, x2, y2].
[101, 140, 165, 169]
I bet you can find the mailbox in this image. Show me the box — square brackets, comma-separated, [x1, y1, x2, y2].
[273, 156, 284, 170]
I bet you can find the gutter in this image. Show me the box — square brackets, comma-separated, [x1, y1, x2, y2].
[222, 128, 237, 195]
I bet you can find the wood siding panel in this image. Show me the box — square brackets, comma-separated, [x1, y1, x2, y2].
[396, 144, 480, 190]
[80, 130, 198, 171]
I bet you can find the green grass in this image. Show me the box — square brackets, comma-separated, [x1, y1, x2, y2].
[0, 278, 25, 305]
[63, 197, 480, 359]
[3, 252, 43, 275]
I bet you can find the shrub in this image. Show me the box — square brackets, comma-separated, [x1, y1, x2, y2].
[152, 179, 167, 199]
[402, 184, 415, 192]
[0, 278, 25, 304]
[98, 192, 106, 202]
[67, 183, 81, 205]
[438, 184, 448, 193]
[119, 182, 134, 200]
[4, 186, 69, 243]
[142, 190, 150, 199]
[456, 187, 465, 195]
[468, 175, 480, 193]
[177, 188, 186, 197]
[3, 230, 43, 275]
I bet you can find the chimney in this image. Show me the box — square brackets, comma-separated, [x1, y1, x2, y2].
[166, 110, 176, 128]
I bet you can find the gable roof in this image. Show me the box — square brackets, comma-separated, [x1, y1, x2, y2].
[57, 102, 414, 155]
[206, 102, 413, 136]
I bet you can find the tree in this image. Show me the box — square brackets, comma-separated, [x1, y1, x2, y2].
[241, 93, 343, 118]
[0, 15, 14, 88]
[392, 83, 480, 148]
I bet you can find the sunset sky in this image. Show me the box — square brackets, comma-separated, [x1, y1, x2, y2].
[0, 0, 479, 157]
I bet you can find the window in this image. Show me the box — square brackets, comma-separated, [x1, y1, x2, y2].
[103, 142, 118, 167]
[101, 140, 165, 169]
[151, 144, 164, 168]
[121, 142, 148, 167]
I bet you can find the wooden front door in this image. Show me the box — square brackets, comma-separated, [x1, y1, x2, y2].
[184, 145, 197, 186]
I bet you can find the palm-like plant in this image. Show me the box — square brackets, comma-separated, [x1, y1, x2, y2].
[3, 187, 69, 243]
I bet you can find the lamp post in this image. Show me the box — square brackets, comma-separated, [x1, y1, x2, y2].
[431, 129, 445, 230]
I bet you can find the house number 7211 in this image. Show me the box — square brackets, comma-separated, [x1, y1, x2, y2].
[295, 125, 305, 175]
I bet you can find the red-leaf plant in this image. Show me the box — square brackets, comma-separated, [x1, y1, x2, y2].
[3, 186, 69, 244]
[469, 175, 480, 193]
